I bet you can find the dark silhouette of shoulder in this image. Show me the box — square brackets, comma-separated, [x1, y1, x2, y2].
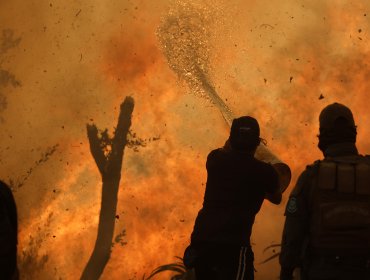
[0, 180, 18, 243]
[207, 147, 277, 167]
[206, 147, 279, 193]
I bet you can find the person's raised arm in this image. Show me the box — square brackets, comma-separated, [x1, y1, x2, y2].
[265, 189, 282, 205]
[265, 165, 282, 205]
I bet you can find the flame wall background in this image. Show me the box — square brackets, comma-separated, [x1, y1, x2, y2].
[1, 0, 370, 279]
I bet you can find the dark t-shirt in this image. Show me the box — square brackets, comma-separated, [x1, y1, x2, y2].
[191, 147, 279, 246]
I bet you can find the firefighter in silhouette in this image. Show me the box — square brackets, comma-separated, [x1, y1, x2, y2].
[184, 116, 282, 280]
[280, 103, 370, 280]
[0, 181, 18, 280]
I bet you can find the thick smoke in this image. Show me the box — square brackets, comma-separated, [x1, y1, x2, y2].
[1, 0, 370, 279]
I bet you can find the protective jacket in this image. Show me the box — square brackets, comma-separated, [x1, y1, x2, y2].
[280, 143, 370, 280]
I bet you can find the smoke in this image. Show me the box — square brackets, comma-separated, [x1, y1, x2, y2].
[0, 29, 22, 118]
[1, 0, 370, 279]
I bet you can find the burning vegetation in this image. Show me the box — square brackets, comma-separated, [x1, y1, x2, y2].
[1, 0, 370, 279]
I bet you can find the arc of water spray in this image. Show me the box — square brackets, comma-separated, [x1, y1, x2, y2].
[193, 66, 291, 191]
[157, 2, 291, 191]
[193, 65, 234, 126]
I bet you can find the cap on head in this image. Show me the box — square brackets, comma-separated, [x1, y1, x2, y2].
[318, 103, 357, 152]
[230, 116, 260, 151]
[319, 102, 355, 129]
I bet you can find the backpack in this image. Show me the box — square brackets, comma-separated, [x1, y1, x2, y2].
[309, 155, 370, 256]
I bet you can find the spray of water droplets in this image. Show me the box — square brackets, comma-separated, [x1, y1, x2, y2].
[157, 0, 234, 124]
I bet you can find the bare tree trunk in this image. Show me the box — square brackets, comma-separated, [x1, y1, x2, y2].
[81, 96, 134, 280]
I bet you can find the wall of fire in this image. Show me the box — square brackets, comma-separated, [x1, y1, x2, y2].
[1, 0, 370, 279]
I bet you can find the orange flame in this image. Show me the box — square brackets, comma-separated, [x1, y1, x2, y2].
[2, 1, 370, 279]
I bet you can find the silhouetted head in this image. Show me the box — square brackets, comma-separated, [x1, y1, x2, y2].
[229, 116, 261, 152]
[318, 103, 357, 152]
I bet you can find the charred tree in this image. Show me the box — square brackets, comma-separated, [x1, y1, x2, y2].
[81, 96, 134, 280]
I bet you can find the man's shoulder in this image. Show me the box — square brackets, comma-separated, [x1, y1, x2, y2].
[0, 181, 11, 195]
[207, 148, 225, 159]
[304, 160, 321, 172]
[290, 160, 320, 196]
[208, 147, 241, 159]
[209, 148, 223, 155]
[206, 148, 229, 168]
[296, 159, 322, 176]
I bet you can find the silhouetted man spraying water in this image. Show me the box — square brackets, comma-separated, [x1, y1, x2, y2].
[184, 116, 282, 280]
